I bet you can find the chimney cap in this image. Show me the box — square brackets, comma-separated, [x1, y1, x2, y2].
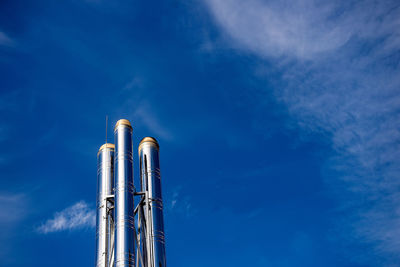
[114, 119, 132, 131]
[98, 143, 115, 156]
[139, 137, 159, 151]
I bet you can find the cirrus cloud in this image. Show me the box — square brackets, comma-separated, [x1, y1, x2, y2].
[205, 0, 400, 264]
[37, 201, 96, 234]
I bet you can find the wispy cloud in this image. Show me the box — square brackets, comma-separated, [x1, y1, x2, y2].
[171, 190, 179, 209]
[0, 126, 7, 143]
[134, 102, 174, 141]
[0, 193, 28, 225]
[205, 0, 400, 263]
[167, 186, 195, 217]
[205, 0, 400, 60]
[37, 201, 95, 234]
[112, 78, 174, 142]
[205, 0, 353, 59]
[279, 59, 400, 262]
[0, 193, 28, 262]
[0, 31, 14, 47]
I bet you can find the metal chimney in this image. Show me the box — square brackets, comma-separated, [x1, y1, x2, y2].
[138, 137, 166, 267]
[114, 119, 135, 267]
[95, 120, 167, 267]
[96, 143, 115, 267]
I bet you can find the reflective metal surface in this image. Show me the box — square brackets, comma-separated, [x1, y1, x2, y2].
[139, 137, 166, 267]
[114, 119, 132, 131]
[96, 119, 168, 267]
[96, 144, 115, 267]
[114, 120, 136, 267]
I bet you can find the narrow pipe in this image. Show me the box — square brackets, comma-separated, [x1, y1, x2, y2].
[138, 137, 166, 267]
[114, 119, 135, 267]
[96, 143, 115, 267]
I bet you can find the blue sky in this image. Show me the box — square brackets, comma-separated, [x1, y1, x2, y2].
[0, 0, 399, 266]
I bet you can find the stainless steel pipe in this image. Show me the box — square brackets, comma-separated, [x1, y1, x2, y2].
[96, 143, 115, 267]
[139, 137, 166, 267]
[114, 119, 135, 267]
[96, 120, 167, 267]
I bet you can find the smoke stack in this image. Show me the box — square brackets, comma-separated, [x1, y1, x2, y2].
[96, 143, 115, 267]
[114, 119, 135, 267]
[95, 120, 167, 267]
[139, 137, 166, 267]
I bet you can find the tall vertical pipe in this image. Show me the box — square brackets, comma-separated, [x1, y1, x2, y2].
[114, 119, 135, 267]
[139, 137, 166, 267]
[96, 143, 115, 267]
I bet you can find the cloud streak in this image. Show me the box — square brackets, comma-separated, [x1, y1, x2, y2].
[0, 193, 28, 224]
[205, 0, 400, 264]
[134, 101, 174, 141]
[0, 31, 14, 47]
[167, 186, 196, 217]
[0, 193, 29, 263]
[205, 0, 400, 60]
[37, 201, 95, 234]
[205, 0, 353, 59]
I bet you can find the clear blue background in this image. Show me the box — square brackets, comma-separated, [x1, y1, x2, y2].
[1, 0, 399, 266]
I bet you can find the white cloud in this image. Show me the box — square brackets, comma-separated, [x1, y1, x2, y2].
[111, 79, 174, 143]
[170, 188, 180, 209]
[278, 57, 400, 262]
[134, 102, 174, 141]
[205, 0, 400, 263]
[0, 31, 14, 47]
[171, 199, 177, 208]
[205, 0, 354, 59]
[167, 186, 195, 217]
[37, 201, 96, 234]
[0, 193, 27, 224]
[205, 0, 400, 60]
[0, 193, 28, 262]
[0, 126, 8, 144]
